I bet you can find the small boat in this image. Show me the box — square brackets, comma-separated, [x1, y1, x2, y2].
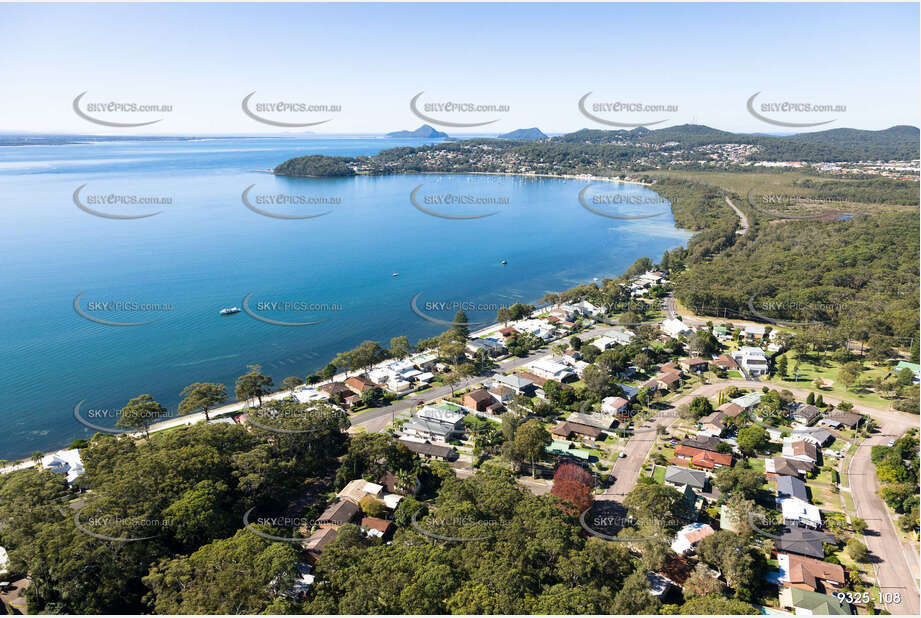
[501, 260, 507, 265]
[392, 272, 399, 277]
[220, 306, 241, 315]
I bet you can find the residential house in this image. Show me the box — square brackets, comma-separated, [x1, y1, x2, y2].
[732, 346, 770, 376]
[615, 382, 640, 401]
[498, 326, 518, 338]
[317, 500, 359, 530]
[517, 370, 547, 388]
[360, 517, 394, 539]
[292, 386, 331, 404]
[402, 405, 466, 442]
[317, 382, 361, 405]
[776, 475, 809, 502]
[592, 335, 619, 351]
[40, 448, 84, 485]
[466, 338, 507, 358]
[566, 412, 617, 431]
[714, 354, 738, 370]
[337, 479, 384, 504]
[679, 357, 710, 374]
[777, 553, 846, 594]
[529, 358, 577, 382]
[766, 457, 813, 479]
[664, 466, 708, 491]
[654, 371, 682, 391]
[345, 375, 377, 397]
[601, 396, 630, 417]
[606, 329, 636, 345]
[744, 325, 767, 339]
[779, 587, 852, 615]
[675, 447, 732, 469]
[303, 527, 338, 564]
[775, 528, 835, 560]
[781, 498, 822, 529]
[699, 411, 727, 436]
[487, 384, 515, 403]
[826, 410, 863, 429]
[495, 373, 536, 395]
[730, 391, 763, 411]
[398, 439, 458, 461]
[792, 403, 822, 425]
[569, 300, 604, 318]
[783, 439, 819, 465]
[551, 421, 603, 441]
[410, 351, 438, 371]
[671, 523, 715, 554]
[661, 318, 692, 338]
[717, 401, 744, 418]
[791, 427, 834, 447]
[462, 388, 505, 414]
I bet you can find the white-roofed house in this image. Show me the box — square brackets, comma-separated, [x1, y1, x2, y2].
[41, 448, 84, 485]
[529, 358, 577, 382]
[661, 318, 692, 339]
[732, 346, 770, 376]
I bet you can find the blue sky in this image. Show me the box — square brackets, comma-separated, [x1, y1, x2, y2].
[0, 2, 918, 134]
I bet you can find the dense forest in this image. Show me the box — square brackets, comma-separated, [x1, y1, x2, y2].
[273, 154, 356, 177]
[0, 402, 348, 614]
[673, 211, 919, 341]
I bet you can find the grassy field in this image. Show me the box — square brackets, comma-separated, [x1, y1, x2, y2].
[764, 352, 896, 411]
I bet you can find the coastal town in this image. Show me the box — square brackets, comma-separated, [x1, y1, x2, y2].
[3, 265, 918, 615]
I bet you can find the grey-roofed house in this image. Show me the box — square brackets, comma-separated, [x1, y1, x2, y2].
[680, 434, 724, 453]
[827, 410, 863, 429]
[664, 465, 708, 491]
[566, 412, 616, 430]
[398, 439, 458, 461]
[776, 475, 809, 503]
[318, 500, 359, 529]
[614, 382, 640, 401]
[495, 373, 536, 395]
[792, 404, 822, 425]
[792, 427, 834, 447]
[776, 527, 835, 559]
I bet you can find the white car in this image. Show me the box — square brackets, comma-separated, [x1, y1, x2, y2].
[887, 439, 895, 447]
[619, 452, 627, 458]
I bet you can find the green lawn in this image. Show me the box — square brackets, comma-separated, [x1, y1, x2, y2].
[765, 353, 896, 411]
[652, 465, 666, 484]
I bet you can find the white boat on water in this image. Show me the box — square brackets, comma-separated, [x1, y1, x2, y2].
[220, 306, 241, 315]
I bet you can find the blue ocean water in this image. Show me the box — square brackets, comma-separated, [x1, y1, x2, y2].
[0, 137, 691, 460]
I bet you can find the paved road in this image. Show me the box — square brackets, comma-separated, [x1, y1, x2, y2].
[725, 195, 750, 235]
[352, 321, 613, 433]
[845, 412, 919, 614]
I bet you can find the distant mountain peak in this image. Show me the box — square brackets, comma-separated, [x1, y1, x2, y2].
[386, 124, 449, 138]
[497, 127, 547, 141]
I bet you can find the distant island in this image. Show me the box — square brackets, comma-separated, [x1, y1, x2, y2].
[497, 127, 547, 141]
[386, 124, 449, 138]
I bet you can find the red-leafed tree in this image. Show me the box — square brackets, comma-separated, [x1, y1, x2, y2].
[551, 478, 594, 515]
[553, 462, 595, 488]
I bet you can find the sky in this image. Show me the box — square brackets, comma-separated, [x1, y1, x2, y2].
[0, 2, 918, 135]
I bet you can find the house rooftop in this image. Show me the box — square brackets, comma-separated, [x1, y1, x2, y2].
[664, 465, 707, 489]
